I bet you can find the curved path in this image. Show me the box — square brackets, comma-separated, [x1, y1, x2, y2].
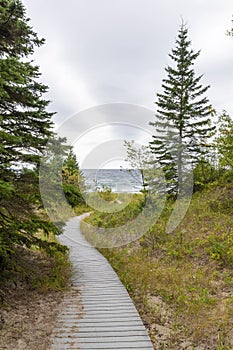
[50, 215, 154, 350]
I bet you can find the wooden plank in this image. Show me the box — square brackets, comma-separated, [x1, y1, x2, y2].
[50, 215, 154, 350]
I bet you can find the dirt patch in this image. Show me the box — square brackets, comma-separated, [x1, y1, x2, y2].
[0, 287, 63, 350]
[0, 247, 77, 350]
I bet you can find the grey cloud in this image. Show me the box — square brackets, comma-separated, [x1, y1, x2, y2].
[23, 0, 233, 120]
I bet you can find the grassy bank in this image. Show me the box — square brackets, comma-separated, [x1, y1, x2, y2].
[82, 182, 233, 349]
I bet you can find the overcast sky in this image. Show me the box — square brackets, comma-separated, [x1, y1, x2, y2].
[23, 0, 233, 167]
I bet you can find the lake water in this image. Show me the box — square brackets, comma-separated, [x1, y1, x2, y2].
[82, 169, 143, 193]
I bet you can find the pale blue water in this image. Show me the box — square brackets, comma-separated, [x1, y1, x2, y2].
[82, 169, 143, 193]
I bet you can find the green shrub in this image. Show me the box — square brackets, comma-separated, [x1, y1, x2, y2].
[208, 232, 233, 265]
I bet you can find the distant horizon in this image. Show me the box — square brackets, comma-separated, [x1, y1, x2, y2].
[81, 168, 143, 193]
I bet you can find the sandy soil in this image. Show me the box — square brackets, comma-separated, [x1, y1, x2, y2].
[0, 247, 81, 350]
[0, 286, 63, 350]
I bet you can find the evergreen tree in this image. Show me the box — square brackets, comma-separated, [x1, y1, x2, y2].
[215, 111, 233, 169]
[0, 0, 53, 170]
[39, 137, 85, 218]
[62, 150, 85, 207]
[149, 23, 214, 193]
[62, 150, 82, 187]
[0, 0, 59, 268]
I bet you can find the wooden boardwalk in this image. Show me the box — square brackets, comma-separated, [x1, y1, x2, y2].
[50, 215, 154, 350]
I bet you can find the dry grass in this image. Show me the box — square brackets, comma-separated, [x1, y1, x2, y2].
[83, 182, 233, 349]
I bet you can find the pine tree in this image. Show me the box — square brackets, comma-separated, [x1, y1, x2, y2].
[62, 150, 85, 207]
[0, 0, 60, 268]
[149, 23, 214, 193]
[0, 0, 53, 170]
[39, 137, 85, 221]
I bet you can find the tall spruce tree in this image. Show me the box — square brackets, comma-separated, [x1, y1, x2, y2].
[0, 0, 61, 268]
[149, 23, 214, 193]
[0, 0, 53, 170]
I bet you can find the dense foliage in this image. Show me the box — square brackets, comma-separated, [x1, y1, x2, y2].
[62, 150, 85, 208]
[0, 1, 83, 270]
[0, 0, 55, 268]
[215, 111, 233, 170]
